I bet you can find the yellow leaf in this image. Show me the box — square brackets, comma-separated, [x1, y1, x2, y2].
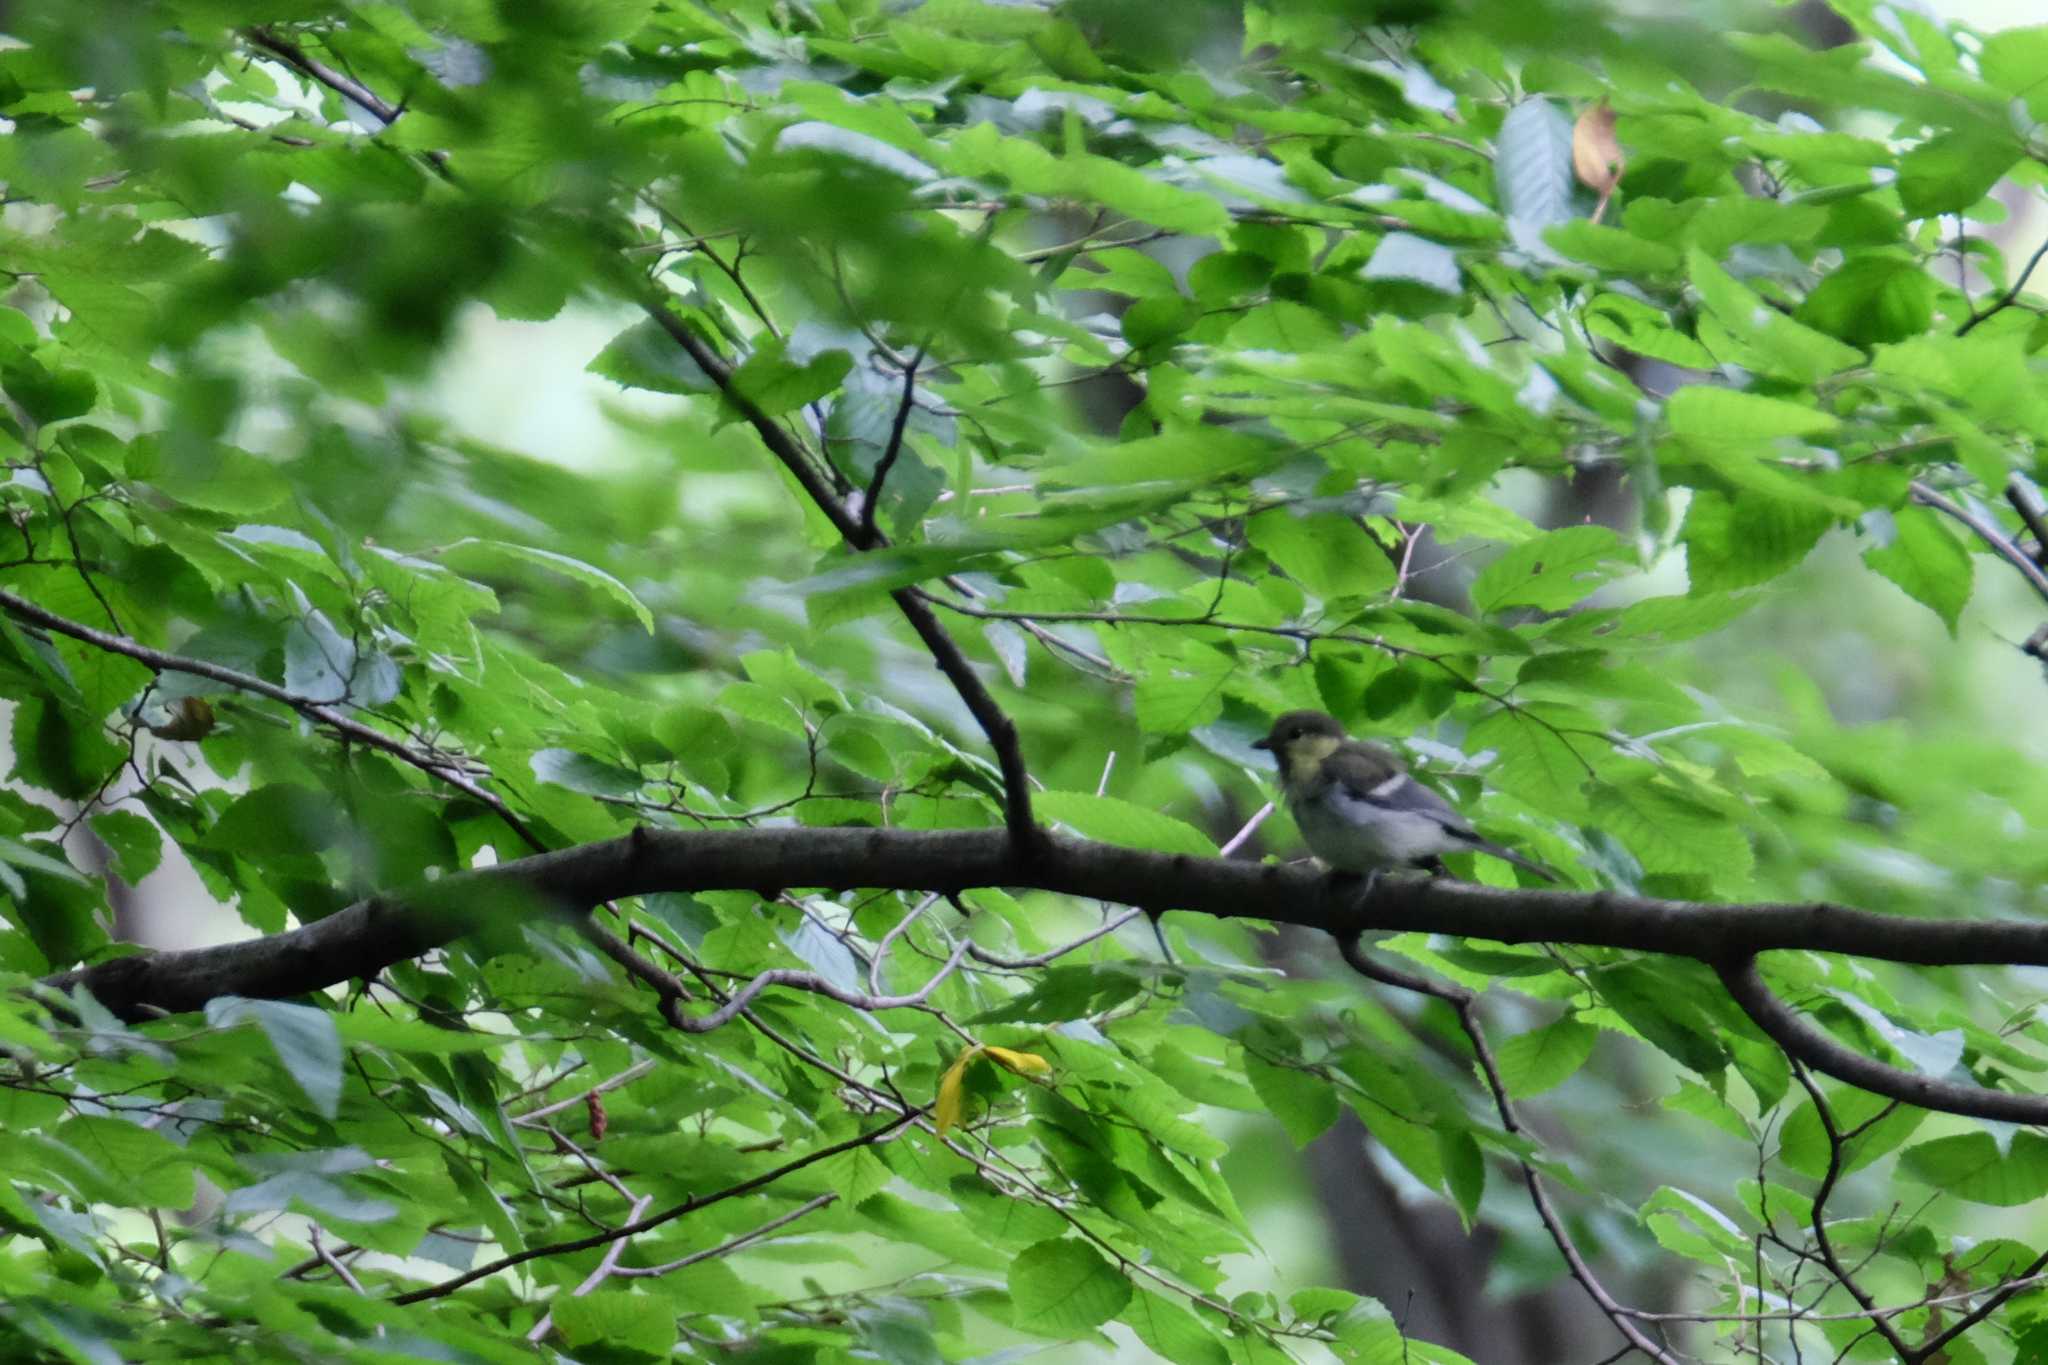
[934, 1045, 982, 1137]
[983, 1046, 1051, 1076]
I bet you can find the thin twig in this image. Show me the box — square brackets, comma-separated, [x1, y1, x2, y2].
[1957, 232, 2048, 336]
[1335, 934, 1681, 1365]
[671, 937, 971, 1034]
[0, 587, 532, 841]
[860, 347, 924, 545]
[390, 1115, 916, 1304]
[617, 1192, 836, 1277]
[1786, 1062, 1918, 1360]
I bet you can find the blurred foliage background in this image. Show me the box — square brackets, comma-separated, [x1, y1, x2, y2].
[3, 0, 2048, 1361]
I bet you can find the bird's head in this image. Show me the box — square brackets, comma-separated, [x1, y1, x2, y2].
[1252, 709, 1347, 779]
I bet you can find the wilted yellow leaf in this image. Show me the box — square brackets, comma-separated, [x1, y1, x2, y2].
[933, 1044, 1050, 1136]
[934, 1045, 981, 1137]
[983, 1045, 1051, 1075]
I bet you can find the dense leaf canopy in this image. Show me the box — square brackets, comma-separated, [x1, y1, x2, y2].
[4, 1, 2048, 1362]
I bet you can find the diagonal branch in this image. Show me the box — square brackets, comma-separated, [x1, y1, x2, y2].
[634, 300, 1036, 844]
[859, 347, 924, 547]
[243, 25, 1038, 850]
[1716, 956, 2048, 1123]
[1909, 479, 2048, 606]
[1956, 231, 2048, 337]
[389, 1114, 914, 1304]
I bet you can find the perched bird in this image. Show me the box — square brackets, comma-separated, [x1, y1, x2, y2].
[1253, 710, 1554, 882]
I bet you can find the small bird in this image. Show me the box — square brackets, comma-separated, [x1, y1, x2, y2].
[1253, 710, 1554, 882]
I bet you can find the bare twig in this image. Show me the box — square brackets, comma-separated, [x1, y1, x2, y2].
[670, 936, 971, 1034]
[2004, 478, 2048, 570]
[1786, 1063, 1919, 1360]
[390, 1115, 916, 1304]
[1336, 934, 1681, 1365]
[1956, 232, 2048, 337]
[617, 1192, 836, 1277]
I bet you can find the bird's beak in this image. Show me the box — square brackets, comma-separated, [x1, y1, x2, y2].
[1250, 737, 1271, 751]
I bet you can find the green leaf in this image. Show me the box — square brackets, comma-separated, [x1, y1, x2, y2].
[438, 538, 654, 632]
[0, 351, 96, 424]
[1247, 509, 1395, 600]
[205, 997, 343, 1120]
[552, 1288, 679, 1358]
[1666, 386, 1838, 442]
[1795, 253, 1935, 347]
[730, 337, 853, 416]
[1494, 1014, 1596, 1098]
[1899, 1132, 2048, 1207]
[1589, 780, 1753, 880]
[1008, 1238, 1132, 1332]
[1592, 962, 1729, 1077]
[1470, 525, 1626, 613]
[1120, 1288, 1230, 1365]
[530, 747, 645, 797]
[1038, 429, 1281, 493]
[1034, 791, 1217, 856]
[1681, 490, 1833, 594]
[1863, 504, 1972, 634]
[1494, 98, 1576, 226]
[1244, 1051, 1339, 1147]
[588, 317, 716, 394]
[1544, 220, 1680, 275]
[1897, 131, 2022, 217]
[86, 810, 161, 885]
[1363, 232, 1460, 294]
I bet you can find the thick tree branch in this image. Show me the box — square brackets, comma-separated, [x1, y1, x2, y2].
[41, 825, 2048, 1124]
[1716, 956, 2048, 1123]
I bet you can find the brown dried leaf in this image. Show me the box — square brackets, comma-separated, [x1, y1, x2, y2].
[1573, 101, 1624, 223]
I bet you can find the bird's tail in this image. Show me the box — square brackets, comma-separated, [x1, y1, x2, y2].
[1471, 839, 1556, 883]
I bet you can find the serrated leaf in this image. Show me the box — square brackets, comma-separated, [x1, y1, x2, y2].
[1495, 98, 1576, 226]
[1495, 1015, 1596, 1098]
[1008, 1238, 1132, 1332]
[1863, 504, 1971, 634]
[1471, 525, 1626, 613]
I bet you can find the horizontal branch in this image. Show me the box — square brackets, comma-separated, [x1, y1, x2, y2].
[47, 822, 2048, 1024]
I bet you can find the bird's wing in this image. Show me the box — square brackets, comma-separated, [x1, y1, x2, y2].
[1326, 750, 1557, 880]
[1324, 751, 1468, 832]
